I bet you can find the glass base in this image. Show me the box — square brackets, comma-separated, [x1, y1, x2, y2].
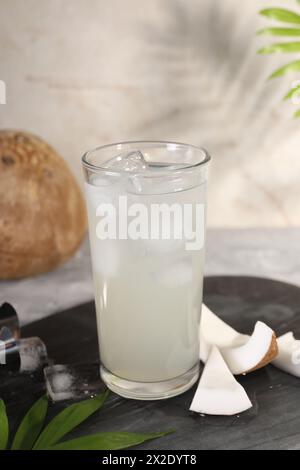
[100, 363, 199, 400]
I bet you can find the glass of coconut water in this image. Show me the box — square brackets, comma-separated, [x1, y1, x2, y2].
[82, 141, 210, 400]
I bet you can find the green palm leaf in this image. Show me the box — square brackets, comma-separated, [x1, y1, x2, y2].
[11, 395, 48, 450]
[260, 8, 300, 25]
[268, 59, 300, 78]
[33, 391, 109, 450]
[258, 42, 300, 54]
[294, 108, 300, 117]
[257, 27, 300, 37]
[47, 430, 174, 451]
[284, 83, 300, 100]
[0, 399, 9, 450]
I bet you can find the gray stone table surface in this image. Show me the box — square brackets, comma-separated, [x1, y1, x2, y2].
[1, 228, 300, 325]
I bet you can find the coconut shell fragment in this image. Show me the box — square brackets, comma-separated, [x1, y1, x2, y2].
[200, 304, 279, 375]
[245, 332, 278, 373]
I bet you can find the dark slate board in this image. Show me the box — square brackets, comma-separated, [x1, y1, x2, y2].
[1, 276, 300, 450]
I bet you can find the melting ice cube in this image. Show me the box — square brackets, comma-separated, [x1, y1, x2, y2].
[102, 150, 188, 193]
[0, 302, 20, 340]
[0, 326, 14, 341]
[155, 260, 193, 288]
[44, 363, 106, 402]
[19, 337, 48, 372]
[0, 335, 20, 371]
[0, 336, 48, 373]
[103, 150, 147, 172]
[103, 150, 148, 193]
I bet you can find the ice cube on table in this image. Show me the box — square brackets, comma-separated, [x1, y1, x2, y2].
[0, 336, 20, 371]
[44, 363, 105, 402]
[0, 326, 14, 341]
[19, 337, 48, 373]
[0, 302, 20, 340]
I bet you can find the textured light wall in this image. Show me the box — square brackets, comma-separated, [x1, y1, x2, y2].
[0, 0, 299, 227]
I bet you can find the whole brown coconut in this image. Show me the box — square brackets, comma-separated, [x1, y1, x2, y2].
[0, 130, 87, 279]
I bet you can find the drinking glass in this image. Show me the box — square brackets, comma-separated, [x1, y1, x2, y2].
[82, 141, 210, 400]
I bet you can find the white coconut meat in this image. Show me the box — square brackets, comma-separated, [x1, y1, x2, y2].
[200, 304, 278, 375]
[200, 304, 248, 363]
[272, 332, 300, 378]
[190, 346, 252, 416]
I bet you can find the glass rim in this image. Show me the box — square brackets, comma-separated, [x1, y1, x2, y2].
[81, 140, 211, 175]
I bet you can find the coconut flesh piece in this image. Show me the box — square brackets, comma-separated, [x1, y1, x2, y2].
[200, 304, 278, 375]
[190, 346, 252, 415]
[272, 332, 300, 378]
